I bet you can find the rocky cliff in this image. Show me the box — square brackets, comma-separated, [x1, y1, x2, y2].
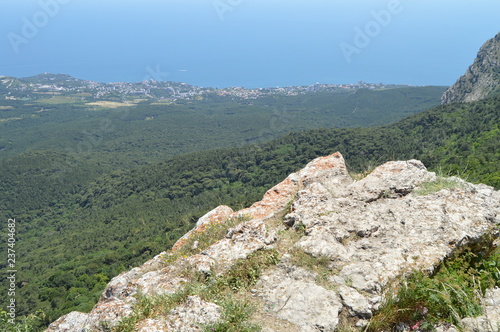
[442, 32, 500, 104]
[47, 152, 500, 331]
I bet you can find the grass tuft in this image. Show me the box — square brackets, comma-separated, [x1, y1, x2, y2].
[368, 240, 500, 331]
[288, 248, 337, 288]
[414, 177, 465, 196]
[202, 299, 260, 332]
[165, 215, 251, 265]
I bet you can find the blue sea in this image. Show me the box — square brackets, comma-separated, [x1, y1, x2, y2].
[1, 0, 499, 88]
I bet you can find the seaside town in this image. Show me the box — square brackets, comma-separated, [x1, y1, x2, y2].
[1, 73, 413, 103]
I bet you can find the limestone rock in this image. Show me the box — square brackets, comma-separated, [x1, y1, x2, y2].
[47, 300, 133, 331]
[238, 152, 350, 220]
[171, 205, 234, 252]
[461, 287, 500, 332]
[347, 159, 436, 202]
[461, 317, 492, 332]
[164, 295, 221, 331]
[45, 312, 90, 332]
[338, 286, 372, 318]
[434, 324, 459, 332]
[135, 318, 170, 332]
[442, 32, 500, 104]
[294, 151, 352, 191]
[288, 158, 500, 316]
[202, 218, 277, 272]
[256, 264, 342, 331]
[133, 296, 221, 331]
[483, 288, 500, 327]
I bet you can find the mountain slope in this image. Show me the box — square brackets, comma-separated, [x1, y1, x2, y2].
[47, 153, 500, 331]
[3, 95, 499, 329]
[442, 32, 500, 104]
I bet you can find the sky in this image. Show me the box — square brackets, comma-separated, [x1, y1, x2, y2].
[0, 0, 499, 88]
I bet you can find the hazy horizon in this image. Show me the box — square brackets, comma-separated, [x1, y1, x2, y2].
[1, 0, 499, 88]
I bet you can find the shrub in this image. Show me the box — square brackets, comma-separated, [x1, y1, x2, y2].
[368, 241, 500, 331]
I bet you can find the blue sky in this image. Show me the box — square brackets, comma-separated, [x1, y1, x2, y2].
[0, 0, 499, 88]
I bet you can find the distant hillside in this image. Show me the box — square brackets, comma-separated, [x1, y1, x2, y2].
[442, 32, 500, 104]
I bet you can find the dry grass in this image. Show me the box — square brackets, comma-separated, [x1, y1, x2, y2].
[414, 177, 465, 196]
[86, 101, 135, 109]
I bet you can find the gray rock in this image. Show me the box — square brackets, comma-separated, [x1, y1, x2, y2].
[434, 324, 459, 332]
[461, 287, 500, 332]
[133, 296, 221, 331]
[46, 299, 134, 331]
[135, 318, 170, 332]
[338, 286, 372, 318]
[461, 317, 494, 332]
[256, 265, 342, 331]
[442, 32, 500, 104]
[287, 158, 500, 317]
[347, 159, 436, 202]
[164, 295, 221, 331]
[171, 205, 234, 251]
[45, 312, 89, 332]
[202, 218, 277, 272]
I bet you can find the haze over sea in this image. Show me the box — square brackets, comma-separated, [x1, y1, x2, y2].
[0, 0, 499, 88]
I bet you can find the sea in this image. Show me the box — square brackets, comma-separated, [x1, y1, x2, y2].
[1, 0, 499, 88]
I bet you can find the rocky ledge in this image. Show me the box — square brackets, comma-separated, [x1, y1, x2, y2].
[47, 152, 500, 331]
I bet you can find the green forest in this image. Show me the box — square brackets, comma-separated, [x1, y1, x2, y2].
[1, 88, 500, 330]
[0, 86, 445, 165]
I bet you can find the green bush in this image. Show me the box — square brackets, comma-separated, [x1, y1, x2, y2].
[0, 310, 43, 332]
[369, 241, 500, 331]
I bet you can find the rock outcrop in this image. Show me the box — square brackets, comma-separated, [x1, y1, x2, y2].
[442, 32, 500, 104]
[461, 288, 500, 332]
[47, 152, 500, 331]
